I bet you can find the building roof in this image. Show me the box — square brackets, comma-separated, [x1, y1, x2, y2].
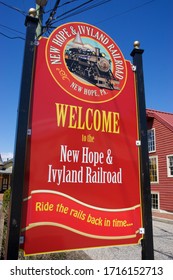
[0, 156, 13, 174]
[0, 166, 12, 174]
[146, 109, 173, 132]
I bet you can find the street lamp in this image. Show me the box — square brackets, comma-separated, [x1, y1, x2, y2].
[36, 0, 48, 7]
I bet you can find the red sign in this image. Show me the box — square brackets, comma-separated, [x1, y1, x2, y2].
[20, 22, 143, 256]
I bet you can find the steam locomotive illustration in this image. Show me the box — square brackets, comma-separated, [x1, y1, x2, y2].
[65, 33, 120, 90]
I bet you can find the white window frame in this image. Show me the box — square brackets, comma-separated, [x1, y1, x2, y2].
[151, 192, 160, 210]
[148, 128, 156, 153]
[149, 155, 159, 183]
[166, 155, 173, 177]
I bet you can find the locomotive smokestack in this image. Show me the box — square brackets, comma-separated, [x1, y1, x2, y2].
[95, 47, 100, 57]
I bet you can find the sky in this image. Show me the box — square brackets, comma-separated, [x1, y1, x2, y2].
[0, 0, 172, 161]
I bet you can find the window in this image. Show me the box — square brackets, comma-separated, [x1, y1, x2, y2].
[149, 156, 158, 183]
[167, 155, 173, 177]
[151, 193, 159, 210]
[148, 129, 156, 152]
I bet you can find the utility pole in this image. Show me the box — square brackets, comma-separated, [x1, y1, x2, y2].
[131, 41, 154, 260]
[36, 4, 43, 38]
[36, 0, 61, 38]
[35, 0, 48, 38]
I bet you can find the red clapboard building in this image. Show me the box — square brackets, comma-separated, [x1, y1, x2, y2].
[146, 109, 173, 213]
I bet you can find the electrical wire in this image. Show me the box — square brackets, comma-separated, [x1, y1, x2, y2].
[44, 0, 80, 13]
[41, 0, 111, 36]
[59, 0, 81, 8]
[0, 23, 25, 36]
[0, 0, 155, 41]
[0, 1, 26, 16]
[0, 32, 25, 40]
[50, 0, 111, 25]
[95, 0, 155, 24]
[45, 0, 61, 27]
[52, 0, 94, 21]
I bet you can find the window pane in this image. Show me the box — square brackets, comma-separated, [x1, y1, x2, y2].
[168, 156, 173, 176]
[151, 193, 158, 209]
[148, 129, 155, 152]
[149, 157, 158, 182]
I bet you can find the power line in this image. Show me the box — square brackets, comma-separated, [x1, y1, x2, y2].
[0, 32, 25, 40]
[52, 0, 94, 22]
[0, 0, 155, 41]
[45, 0, 80, 13]
[49, 0, 154, 27]
[95, 0, 155, 25]
[59, 0, 81, 8]
[45, 0, 61, 27]
[48, 0, 111, 27]
[41, 0, 112, 36]
[0, 23, 25, 36]
[0, 1, 26, 16]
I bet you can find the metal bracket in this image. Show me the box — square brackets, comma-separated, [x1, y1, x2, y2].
[27, 128, 31, 135]
[30, 40, 39, 46]
[34, 39, 39, 46]
[19, 236, 24, 244]
[139, 228, 145, 234]
[136, 140, 141, 146]
[132, 65, 137, 72]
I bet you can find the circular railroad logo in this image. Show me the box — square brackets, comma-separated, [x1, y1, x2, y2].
[46, 22, 127, 103]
